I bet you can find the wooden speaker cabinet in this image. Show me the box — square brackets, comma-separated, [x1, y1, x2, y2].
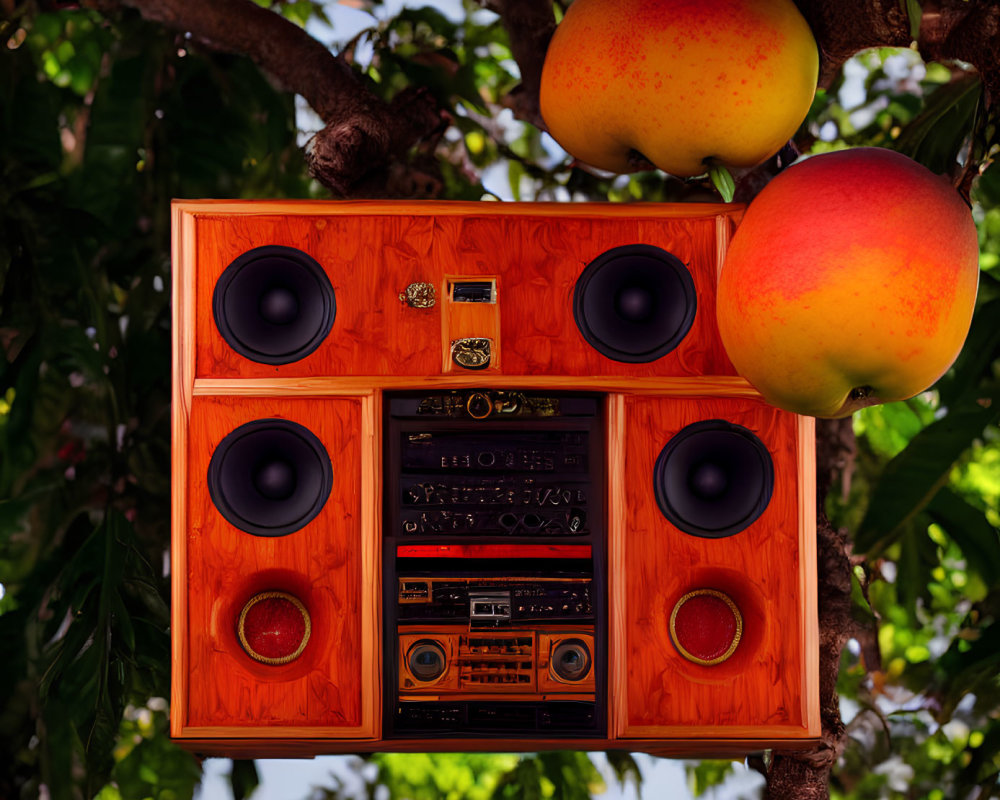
[171, 201, 819, 758]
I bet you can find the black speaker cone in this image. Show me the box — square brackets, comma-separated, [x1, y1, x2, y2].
[258, 286, 300, 326]
[408, 640, 447, 682]
[213, 245, 336, 365]
[208, 419, 333, 537]
[252, 458, 297, 501]
[573, 244, 696, 363]
[552, 639, 592, 682]
[653, 420, 774, 538]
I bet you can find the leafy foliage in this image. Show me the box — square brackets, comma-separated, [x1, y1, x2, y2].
[1, 3, 998, 800]
[1, 4, 310, 796]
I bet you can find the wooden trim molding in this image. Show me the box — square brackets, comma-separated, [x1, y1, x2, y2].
[190, 376, 762, 397]
[172, 198, 745, 220]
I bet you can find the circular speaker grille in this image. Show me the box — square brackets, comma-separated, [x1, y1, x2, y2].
[669, 589, 743, 666]
[208, 419, 333, 537]
[573, 244, 696, 363]
[551, 638, 592, 682]
[407, 640, 447, 683]
[237, 591, 312, 665]
[213, 245, 336, 365]
[653, 420, 774, 538]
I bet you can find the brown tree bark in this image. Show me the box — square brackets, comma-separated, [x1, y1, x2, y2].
[792, 0, 1000, 104]
[763, 419, 860, 800]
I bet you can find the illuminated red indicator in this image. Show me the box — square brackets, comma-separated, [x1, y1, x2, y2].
[669, 589, 742, 666]
[238, 591, 311, 665]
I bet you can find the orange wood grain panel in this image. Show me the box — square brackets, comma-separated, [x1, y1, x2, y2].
[614, 396, 817, 738]
[183, 202, 740, 380]
[178, 396, 375, 737]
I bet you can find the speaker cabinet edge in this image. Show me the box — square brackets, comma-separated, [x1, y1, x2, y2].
[797, 414, 821, 738]
[169, 198, 746, 222]
[171, 735, 821, 761]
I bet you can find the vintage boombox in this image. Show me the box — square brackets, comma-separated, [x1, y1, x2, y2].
[170, 201, 819, 758]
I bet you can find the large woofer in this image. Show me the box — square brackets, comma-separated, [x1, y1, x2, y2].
[207, 419, 333, 537]
[653, 420, 774, 538]
[551, 639, 592, 682]
[573, 244, 696, 363]
[213, 245, 336, 365]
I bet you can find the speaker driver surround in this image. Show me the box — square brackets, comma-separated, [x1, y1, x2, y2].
[669, 589, 743, 666]
[208, 419, 333, 537]
[408, 640, 447, 683]
[573, 244, 696, 363]
[213, 245, 336, 365]
[653, 420, 774, 538]
[551, 639, 592, 683]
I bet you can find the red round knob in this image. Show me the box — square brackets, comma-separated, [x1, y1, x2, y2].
[669, 589, 742, 666]
[237, 591, 311, 665]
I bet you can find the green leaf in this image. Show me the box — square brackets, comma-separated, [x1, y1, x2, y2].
[935, 619, 1000, 718]
[895, 523, 938, 622]
[855, 384, 1000, 554]
[230, 759, 260, 800]
[604, 751, 642, 790]
[686, 760, 737, 796]
[391, 6, 459, 40]
[708, 163, 735, 202]
[905, 0, 923, 40]
[956, 717, 1000, 793]
[926, 487, 1000, 581]
[937, 297, 1000, 408]
[891, 73, 981, 175]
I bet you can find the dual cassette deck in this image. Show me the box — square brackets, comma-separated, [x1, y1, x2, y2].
[384, 390, 605, 737]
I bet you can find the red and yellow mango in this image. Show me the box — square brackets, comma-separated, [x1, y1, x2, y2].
[717, 147, 980, 418]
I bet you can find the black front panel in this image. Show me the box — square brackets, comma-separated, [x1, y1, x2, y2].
[383, 390, 606, 738]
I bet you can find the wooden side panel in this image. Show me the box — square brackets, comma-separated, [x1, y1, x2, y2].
[180, 396, 374, 736]
[193, 209, 736, 380]
[615, 396, 815, 738]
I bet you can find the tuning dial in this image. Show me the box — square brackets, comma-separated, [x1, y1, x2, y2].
[466, 392, 493, 419]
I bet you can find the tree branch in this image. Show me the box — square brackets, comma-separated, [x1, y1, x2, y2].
[113, 0, 446, 196]
[480, 0, 557, 129]
[765, 418, 857, 799]
[793, 0, 912, 90]
[919, 0, 1000, 105]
